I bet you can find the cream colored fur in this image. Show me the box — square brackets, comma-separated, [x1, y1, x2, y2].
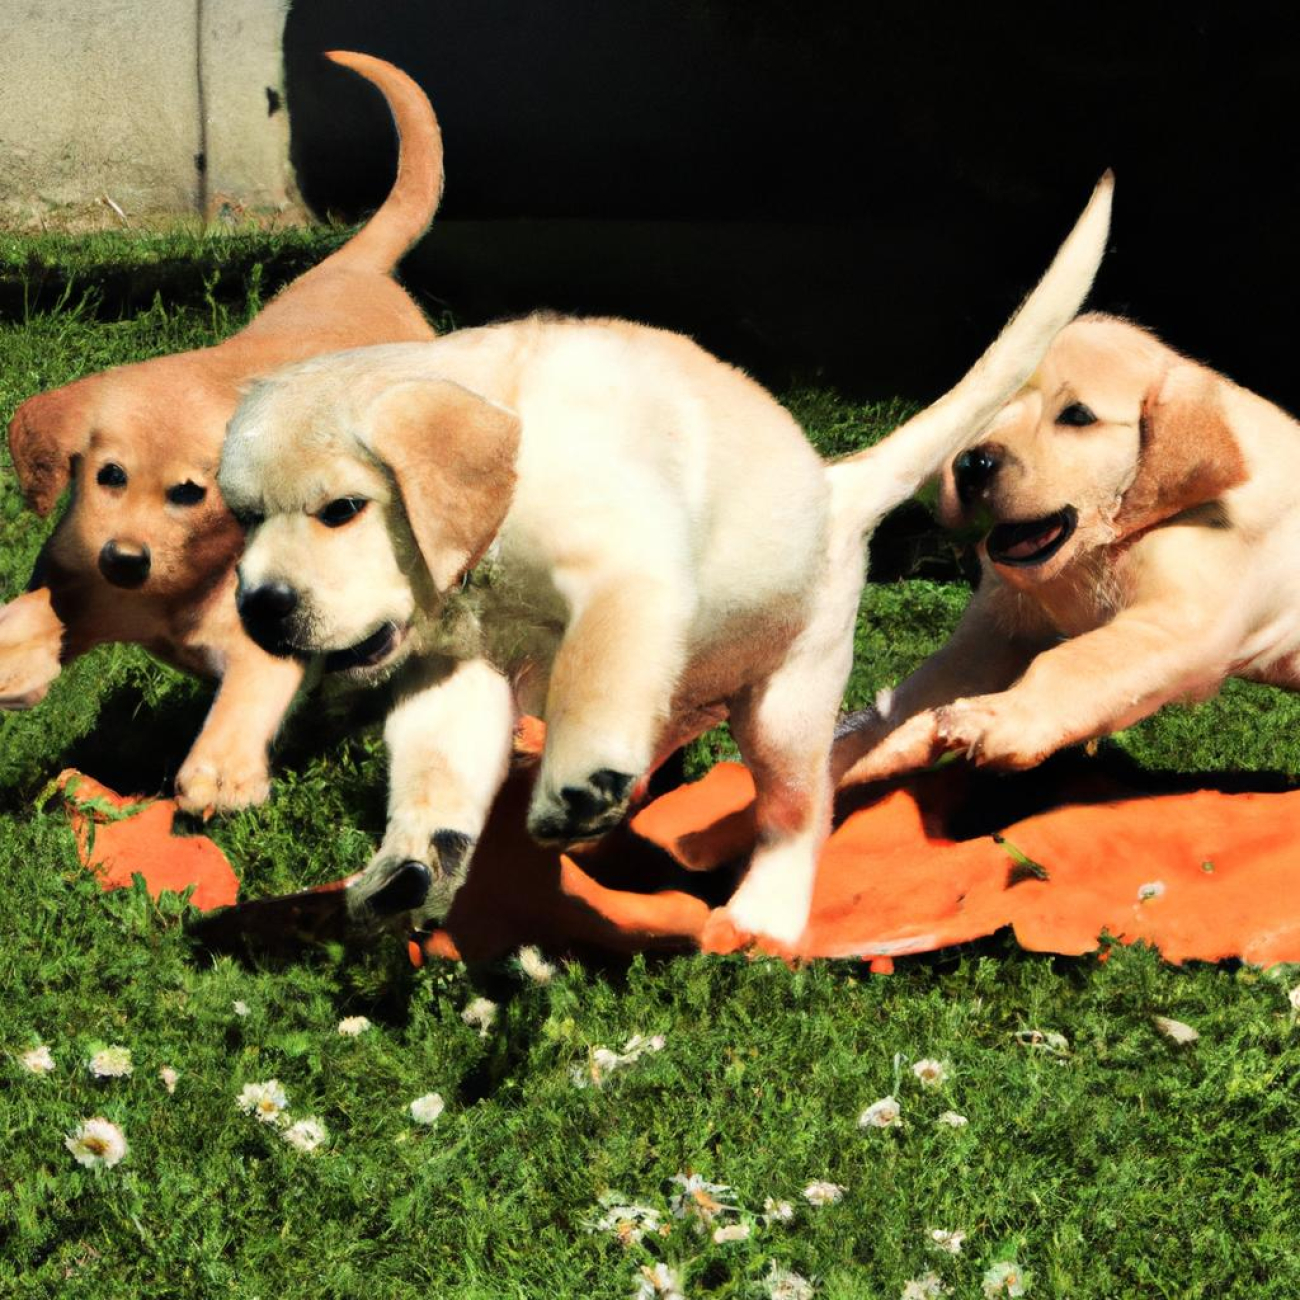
[218, 178, 1111, 946]
[834, 309, 1300, 783]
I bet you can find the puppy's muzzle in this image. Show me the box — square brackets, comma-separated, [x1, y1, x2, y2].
[236, 580, 301, 657]
[953, 444, 1003, 506]
[98, 540, 151, 589]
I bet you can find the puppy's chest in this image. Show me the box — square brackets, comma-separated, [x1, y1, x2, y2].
[432, 557, 566, 704]
[1016, 569, 1124, 640]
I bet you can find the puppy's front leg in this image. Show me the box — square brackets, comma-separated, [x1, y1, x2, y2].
[528, 577, 688, 845]
[0, 588, 66, 709]
[175, 638, 305, 813]
[349, 656, 515, 926]
[936, 599, 1245, 769]
[831, 585, 1045, 786]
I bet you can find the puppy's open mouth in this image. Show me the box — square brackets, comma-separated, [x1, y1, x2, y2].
[986, 507, 1077, 567]
[322, 622, 406, 673]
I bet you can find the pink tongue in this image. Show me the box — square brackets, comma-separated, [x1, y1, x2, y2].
[1003, 522, 1063, 560]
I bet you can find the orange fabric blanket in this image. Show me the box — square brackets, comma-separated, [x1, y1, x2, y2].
[59, 726, 1300, 968]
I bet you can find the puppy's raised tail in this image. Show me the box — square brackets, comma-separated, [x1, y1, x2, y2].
[824, 171, 1113, 536]
[317, 51, 444, 274]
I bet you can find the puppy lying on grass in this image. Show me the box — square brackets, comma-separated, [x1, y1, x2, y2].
[216, 177, 1111, 947]
[834, 309, 1289, 783]
[0, 52, 441, 813]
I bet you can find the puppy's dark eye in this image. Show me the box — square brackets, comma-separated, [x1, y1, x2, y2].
[96, 463, 127, 488]
[233, 509, 265, 531]
[166, 481, 207, 506]
[317, 497, 368, 528]
[1056, 402, 1098, 428]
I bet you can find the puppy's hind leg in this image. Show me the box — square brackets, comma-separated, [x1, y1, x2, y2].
[349, 656, 515, 927]
[717, 619, 854, 948]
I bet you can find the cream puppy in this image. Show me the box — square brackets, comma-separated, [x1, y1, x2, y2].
[833, 308, 1296, 782]
[218, 176, 1111, 946]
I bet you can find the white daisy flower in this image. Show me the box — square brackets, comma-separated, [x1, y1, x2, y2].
[937, 1111, 968, 1128]
[1136, 880, 1166, 902]
[232, 1000, 250, 1017]
[571, 1033, 666, 1088]
[1152, 1016, 1199, 1045]
[591, 1194, 665, 1247]
[20, 1045, 55, 1074]
[236, 1079, 288, 1124]
[762, 1261, 815, 1300]
[336, 1015, 372, 1037]
[858, 1095, 903, 1128]
[928, 1228, 966, 1255]
[1287, 985, 1300, 1012]
[517, 946, 557, 984]
[409, 1092, 446, 1125]
[65, 1117, 127, 1168]
[87, 1045, 133, 1079]
[634, 1262, 685, 1300]
[712, 1221, 751, 1243]
[1013, 1029, 1070, 1056]
[669, 1172, 738, 1231]
[159, 1066, 179, 1094]
[282, 1117, 329, 1153]
[624, 1033, 666, 1055]
[901, 1273, 949, 1299]
[802, 1180, 845, 1206]
[461, 997, 498, 1037]
[982, 1260, 1032, 1297]
[911, 1059, 949, 1088]
[762, 1196, 796, 1223]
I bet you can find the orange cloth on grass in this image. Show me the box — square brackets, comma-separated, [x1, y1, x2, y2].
[59, 716, 1300, 968]
[58, 769, 239, 912]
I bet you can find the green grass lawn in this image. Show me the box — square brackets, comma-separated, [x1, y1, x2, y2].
[3, 233, 1300, 1299]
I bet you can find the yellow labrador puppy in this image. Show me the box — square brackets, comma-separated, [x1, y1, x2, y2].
[834, 308, 1287, 783]
[1, 52, 441, 813]
[217, 176, 1111, 946]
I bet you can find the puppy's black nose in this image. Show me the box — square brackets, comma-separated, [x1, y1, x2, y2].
[236, 583, 300, 655]
[98, 540, 151, 589]
[238, 581, 298, 624]
[953, 445, 1001, 505]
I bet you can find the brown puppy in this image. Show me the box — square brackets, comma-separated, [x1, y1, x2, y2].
[833, 311, 1290, 782]
[1, 51, 442, 812]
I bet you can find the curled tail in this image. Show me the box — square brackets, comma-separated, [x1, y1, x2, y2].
[318, 51, 444, 274]
[826, 171, 1114, 534]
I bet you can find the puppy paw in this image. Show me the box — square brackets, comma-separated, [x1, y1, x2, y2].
[526, 768, 636, 846]
[722, 879, 809, 950]
[934, 696, 1056, 770]
[346, 828, 476, 928]
[0, 589, 64, 709]
[175, 751, 272, 816]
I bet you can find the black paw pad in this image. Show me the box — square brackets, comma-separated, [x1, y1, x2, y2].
[430, 830, 475, 877]
[366, 860, 432, 916]
[559, 769, 634, 822]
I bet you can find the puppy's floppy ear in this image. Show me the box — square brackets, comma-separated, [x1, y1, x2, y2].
[365, 379, 520, 591]
[1113, 362, 1247, 534]
[8, 384, 94, 515]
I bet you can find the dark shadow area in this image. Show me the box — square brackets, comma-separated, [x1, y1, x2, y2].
[282, 1, 1300, 408]
[834, 742, 1300, 844]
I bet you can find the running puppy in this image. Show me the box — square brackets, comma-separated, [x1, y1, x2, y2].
[834, 308, 1286, 782]
[218, 176, 1111, 946]
[1, 52, 442, 813]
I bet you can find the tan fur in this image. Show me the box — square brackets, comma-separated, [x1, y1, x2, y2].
[1, 52, 443, 812]
[368, 381, 521, 592]
[835, 312, 1298, 782]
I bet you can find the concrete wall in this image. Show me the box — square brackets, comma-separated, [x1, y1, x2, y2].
[0, 0, 305, 229]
